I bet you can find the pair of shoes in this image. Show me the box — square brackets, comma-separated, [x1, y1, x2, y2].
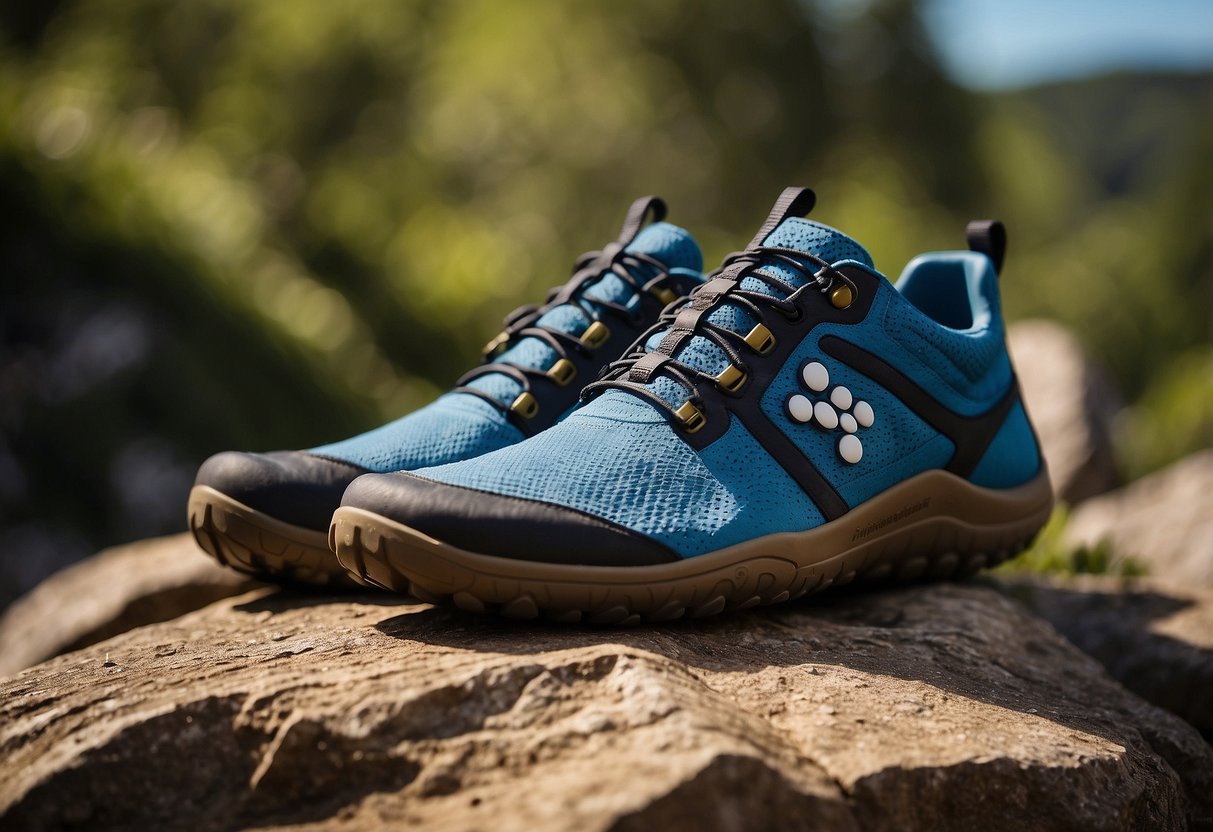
[193, 187, 1054, 620]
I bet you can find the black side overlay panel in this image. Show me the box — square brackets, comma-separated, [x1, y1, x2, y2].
[342, 472, 681, 567]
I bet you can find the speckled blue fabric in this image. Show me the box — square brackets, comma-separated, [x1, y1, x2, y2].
[969, 399, 1041, 488]
[311, 392, 523, 473]
[418, 397, 823, 556]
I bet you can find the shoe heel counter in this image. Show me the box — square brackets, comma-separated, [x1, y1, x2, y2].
[961, 231, 1048, 489]
[968, 383, 1043, 489]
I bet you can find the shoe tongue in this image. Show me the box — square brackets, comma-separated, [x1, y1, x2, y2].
[623, 221, 703, 273]
[762, 217, 873, 269]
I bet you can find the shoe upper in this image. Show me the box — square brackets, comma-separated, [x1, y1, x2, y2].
[344, 187, 1044, 562]
[194, 197, 703, 530]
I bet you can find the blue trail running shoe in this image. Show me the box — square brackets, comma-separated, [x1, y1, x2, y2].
[332, 187, 1054, 620]
[189, 197, 704, 586]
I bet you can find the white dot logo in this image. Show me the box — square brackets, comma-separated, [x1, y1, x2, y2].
[785, 361, 874, 464]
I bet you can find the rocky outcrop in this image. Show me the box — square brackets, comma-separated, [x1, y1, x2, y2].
[0, 534, 258, 676]
[1008, 319, 1121, 504]
[1000, 574, 1213, 738]
[1065, 449, 1213, 586]
[2, 584, 1211, 831]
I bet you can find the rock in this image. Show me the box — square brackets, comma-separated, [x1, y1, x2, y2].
[0, 534, 259, 676]
[1065, 449, 1213, 586]
[2, 584, 1211, 831]
[1008, 319, 1121, 504]
[999, 573, 1213, 738]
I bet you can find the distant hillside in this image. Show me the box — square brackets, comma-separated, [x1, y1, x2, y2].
[1003, 71, 1213, 196]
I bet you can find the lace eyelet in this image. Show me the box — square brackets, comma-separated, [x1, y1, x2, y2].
[580, 321, 611, 349]
[830, 284, 855, 309]
[649, 286, 678, 307]
[482, 331, 510, 358]
[547, 358, 577, 387]
[675, 401, 706, 434]
[743, 323, 776, 354]
[510, 392, 540, 419]
[715, 364, 747, 394]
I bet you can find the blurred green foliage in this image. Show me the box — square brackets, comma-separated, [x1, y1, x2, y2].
[0, 0, 1208, 603]
[996, 509, 1148, 578]
[1116, 347, 1213, 481]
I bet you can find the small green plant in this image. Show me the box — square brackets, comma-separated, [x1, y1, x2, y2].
[995, 507, 1147, 577]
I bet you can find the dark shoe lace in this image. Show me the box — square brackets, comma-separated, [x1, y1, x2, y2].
[582, 243, 858, 431]
[451, 198, 683, 416]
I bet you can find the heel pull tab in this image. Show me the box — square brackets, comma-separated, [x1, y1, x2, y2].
[966, 219, 1007, 276]
[616, 196, 668, 246]
[748, 186, 817, 249]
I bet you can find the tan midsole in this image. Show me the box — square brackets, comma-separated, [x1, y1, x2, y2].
[333, 466, 1053, 586]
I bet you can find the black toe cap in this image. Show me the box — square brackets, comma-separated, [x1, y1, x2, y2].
[195, 450, 367, 531]
[341, 472, 679, 567]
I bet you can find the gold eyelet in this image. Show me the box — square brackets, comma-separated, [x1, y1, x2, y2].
[580, 320, 611, 349]
[510, 391, 539, 419]
[675, 401, 706, 433]
[650, 286, 678, 306]
[483, 331, 510, 357]
[830, 284, 854, 309]
[547, 358, 576, 387]
[743, 323, 775, 355]
[715, 364, 747, 393]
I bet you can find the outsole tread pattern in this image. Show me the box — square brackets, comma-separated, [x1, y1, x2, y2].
[328, 469, 1054, 625]
[189, 487, 362, 590]
[330, 516, 1040, 627]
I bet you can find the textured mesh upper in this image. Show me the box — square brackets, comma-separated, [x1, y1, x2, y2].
[416, 394, 824, 555]
[312, 392, 523, 473]
[407, 214, 1034, 558]
[310, 222, 702, 473]
[883, 269, 1010, 403]
[969, 400, 1040, 489]
[765, 218, 874, 266]
[832, 283, 1012, 417]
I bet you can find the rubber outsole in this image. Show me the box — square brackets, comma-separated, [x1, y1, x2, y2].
[329, 466, 1053, 624]
[189, 485, 367, 589]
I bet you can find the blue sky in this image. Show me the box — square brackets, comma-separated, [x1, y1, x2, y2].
[919, 0, 1213, 89]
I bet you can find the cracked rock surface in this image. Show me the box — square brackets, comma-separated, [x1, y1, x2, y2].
[1065, 449, 1213, 587]
[1001, 573, 1213, 740]
[2, 583, 1211, 831]
[0, 534, 259, 676]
